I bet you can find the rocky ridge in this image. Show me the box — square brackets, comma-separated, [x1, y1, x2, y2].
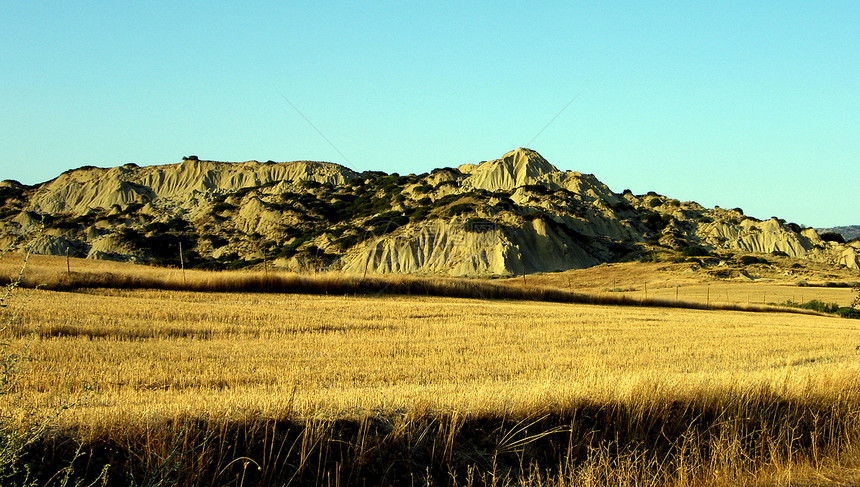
[1, 149, 858, 276]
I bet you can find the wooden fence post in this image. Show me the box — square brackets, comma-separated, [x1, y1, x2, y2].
[179, 242, 185, 282]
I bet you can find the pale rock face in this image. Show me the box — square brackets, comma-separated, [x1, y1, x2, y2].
[13, 211, 40, 231]
[29, 159, 359, 216]
[341, 220, 512, 276]
[340, 218, 599, 277]
[233, 196, 284, 236]
[459, 148, 559, 191]
[459, 148, 618, 203]
[838, 247, 859, 271]
[86, 233, 141, 262]
[27, 235, 78, 256]
[699, 218, 816, 258]
[801, 228, 823, 245]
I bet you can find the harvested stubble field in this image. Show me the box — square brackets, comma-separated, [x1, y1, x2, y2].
[516, 261, 859, 309]
[2, 255, 860, 486]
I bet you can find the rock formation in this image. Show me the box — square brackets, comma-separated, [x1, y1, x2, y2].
[2, 149, 857, 275]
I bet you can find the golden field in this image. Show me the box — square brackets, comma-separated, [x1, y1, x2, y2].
[2, 254, 860, 486]
[8, 285, 860, 428]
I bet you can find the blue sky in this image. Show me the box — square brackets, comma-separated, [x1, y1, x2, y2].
[1, 1, 857, 227]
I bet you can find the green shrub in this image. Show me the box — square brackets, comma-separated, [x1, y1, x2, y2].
[119, 202, 145, 216]
[233, 181, 278, 199]
[608, 200, 634, 212]
[680, 245, 710, 257]
[144, 217, 189, 233]
[211, 202, 236, 214]
[334, 233, 365, 249]
[836, 307, 860, 319]
[434, 180, 458, 189]
[783, 299, 853, 316]
[739, 255, 768, 266]
[820, 232, 845, 244]
[413, 183, 432, 194]
[227, 258, 261, 270]
[0, 184, 27, 207]
[447, 203, 473, 217]
[277, 235, 310, 258]
[640, 212, 671, 231]
[521, 184, 553, 196]
[202, 234, 229, 248]
[366, 211, 409, 229]
[300, 179, 322, 189]
[407, 206, 430, 222]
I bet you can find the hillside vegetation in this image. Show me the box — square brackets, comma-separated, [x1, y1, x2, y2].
[2, 148, 858, 276]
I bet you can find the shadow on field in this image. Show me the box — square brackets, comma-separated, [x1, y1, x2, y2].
[15, 383, 860, 486]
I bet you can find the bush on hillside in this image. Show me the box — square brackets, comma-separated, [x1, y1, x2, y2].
[820, 232, 846, 244]
[447, 204, 473, 217]
[680, 245, 710, 257]
[739, 255, 768, 266]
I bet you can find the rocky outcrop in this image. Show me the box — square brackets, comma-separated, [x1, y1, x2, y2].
[29, 159, 359, 216]
[459, 148, 618, 204]
[698, 218, 816, 258]
[339, 217, 600, 276]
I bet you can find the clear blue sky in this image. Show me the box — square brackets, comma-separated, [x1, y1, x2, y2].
[1, 1, 857, 227]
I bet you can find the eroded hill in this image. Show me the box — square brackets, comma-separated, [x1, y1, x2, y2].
[2, 148, 858, 276]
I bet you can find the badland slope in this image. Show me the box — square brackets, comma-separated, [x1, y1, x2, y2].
[2, 149, 857, 276]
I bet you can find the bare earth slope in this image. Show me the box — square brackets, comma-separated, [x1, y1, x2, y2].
[1, 148, 858, 276]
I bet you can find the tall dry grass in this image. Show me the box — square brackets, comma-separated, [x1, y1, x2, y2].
[25, 384, 860, 486]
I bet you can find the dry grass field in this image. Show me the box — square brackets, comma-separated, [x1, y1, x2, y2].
[2, 254, 860, 485]
[514, 260, 859, 308]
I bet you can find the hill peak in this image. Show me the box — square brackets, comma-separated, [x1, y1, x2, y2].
[458, 148, 560, 191]
[498, 147, 557, 173]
